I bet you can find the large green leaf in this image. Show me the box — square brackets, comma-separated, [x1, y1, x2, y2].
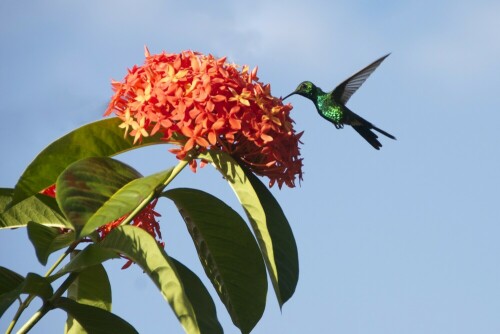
[164, 188, 267, 334]
[27, 221, 75, 265]
[171, 258, 223, 334]
[243, 168, 299, 305]
[98, 225, 201, 334]
[10, 117, 165, 207]
[54, 297, 137, 334]
[66, 262, 112, 310]
[0, 271, 53, 318]
[0, 190, 70, 230]
[65, 257, 112, 334]
[55, 156, 174, 238]
[56, 157, 142, 234]
[0, 188, 14, 212]
[77, 166, 174, 238]
[52, 245, 120, 281]
[0, 267, 24, 315]
[0, 267, 24, 295]
[200, 150, 299, 307]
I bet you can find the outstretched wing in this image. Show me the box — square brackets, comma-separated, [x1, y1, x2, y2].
[331, 53, 390, 104]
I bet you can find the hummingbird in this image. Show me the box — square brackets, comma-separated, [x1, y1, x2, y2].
[283, 54, 396, 149]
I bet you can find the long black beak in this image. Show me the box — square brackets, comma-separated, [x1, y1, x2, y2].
[282, 91, 296, 100]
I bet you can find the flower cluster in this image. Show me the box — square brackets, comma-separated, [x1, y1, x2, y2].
[105, 48, 303, 188]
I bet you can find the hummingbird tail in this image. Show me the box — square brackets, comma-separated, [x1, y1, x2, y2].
[372, 125, 396, 140]
[352, 125, 383, 150]
[350, 114, 396, 149]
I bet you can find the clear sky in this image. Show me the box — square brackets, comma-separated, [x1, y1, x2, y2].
[1, 1, 500, 333]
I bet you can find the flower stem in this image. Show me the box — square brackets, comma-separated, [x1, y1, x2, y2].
[162, 158, 190, 187]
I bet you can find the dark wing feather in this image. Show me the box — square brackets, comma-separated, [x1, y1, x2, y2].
[331, 53, 390, 104]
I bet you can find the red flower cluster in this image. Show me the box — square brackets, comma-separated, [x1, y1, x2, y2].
[105, 48, 303, 188]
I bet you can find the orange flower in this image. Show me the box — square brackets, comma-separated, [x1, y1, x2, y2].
[105, 47, 303, 188]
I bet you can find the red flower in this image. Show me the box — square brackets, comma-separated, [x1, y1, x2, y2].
[105, 48, 303, 188]
[40, 184, 56, 197]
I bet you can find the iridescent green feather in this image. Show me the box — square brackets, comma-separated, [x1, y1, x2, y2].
[316, 94, 343, 125]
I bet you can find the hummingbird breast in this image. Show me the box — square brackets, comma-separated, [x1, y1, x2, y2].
[316, 94, 344, 126]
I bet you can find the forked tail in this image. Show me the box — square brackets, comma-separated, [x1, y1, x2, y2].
[351, 114, 396, 150]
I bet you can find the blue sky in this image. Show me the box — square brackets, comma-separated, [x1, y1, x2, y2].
[1, 1, 500, 333]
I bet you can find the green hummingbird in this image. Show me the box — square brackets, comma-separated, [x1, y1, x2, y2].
[283, 54, 396, 149]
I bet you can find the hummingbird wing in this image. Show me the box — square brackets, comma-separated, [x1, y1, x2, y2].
[331, 53, 390, 105]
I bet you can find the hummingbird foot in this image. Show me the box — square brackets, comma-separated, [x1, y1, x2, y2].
[334, 123, 344, 129]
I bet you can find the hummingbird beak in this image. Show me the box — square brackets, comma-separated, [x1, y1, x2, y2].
[282, 91, 296, 101]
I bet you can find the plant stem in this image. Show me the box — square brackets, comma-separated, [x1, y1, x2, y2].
[48, 241, 78, 276]
[6, 241, 79, 334]
[16, 273, 79, 334]
[164, 158, 189, 186]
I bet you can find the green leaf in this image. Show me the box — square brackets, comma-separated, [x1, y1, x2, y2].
[164, 188, 267, 334]
[53, 245, 120, 281]
[200, 150, 299, 307]
[54, 297, 137, 334]
[0, 290, 22, 318]
[0, 267, 25, 316]
[19, 273, 54, 300]
[78, 166, 173, 238]
[0, 271, 53, 318]
[98, 225, 201, 334]
[0, 188, 14, 212]
[171, 258, 223, 334]
[67, 262, 112, 311]
[27, 221, 75, 265]
[65, 257, 112, 334]
[0, 191, 70, 230]
[0, 267, 24, 295]
[10, 117, 165, 208]
[55, 156, 174, 238]
[56, 157, 142, 234]
[243, 168, 299, 305]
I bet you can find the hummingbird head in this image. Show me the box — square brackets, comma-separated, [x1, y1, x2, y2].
[283, 81, 317, 101]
